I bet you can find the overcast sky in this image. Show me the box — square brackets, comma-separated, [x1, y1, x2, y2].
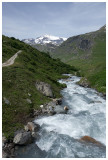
[2, 2, 106, 40]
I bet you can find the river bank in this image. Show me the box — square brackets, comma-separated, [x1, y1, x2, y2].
[77, 77, 106, 99]
[8, 75, 106, 158]
[2, 97, 68, 158]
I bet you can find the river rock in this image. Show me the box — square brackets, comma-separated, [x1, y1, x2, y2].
[42, 101, 57, 115]
[31, 131, 40, 139]
[41, 100, 67, 115]
[24, 122, 40, 132]
[52, 98, 62, 105]
[13, 131, 33, 145]
[79, 136, 105, 147]
[64, 106, 69, 111]
[48, 109, 56, 115]
[35, 81, 54, 97]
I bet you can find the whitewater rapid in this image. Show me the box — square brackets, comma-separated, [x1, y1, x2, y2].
[15, 75, 106, 158]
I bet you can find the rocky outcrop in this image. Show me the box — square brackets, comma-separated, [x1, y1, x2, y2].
[80, 39, 91, 50]
[35, 81, 54, 98]
[13, 130, 33, 145]
[77, 77, 90, 88]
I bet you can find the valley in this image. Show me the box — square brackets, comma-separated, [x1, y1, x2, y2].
[2, 26, 106, 157]
[2, 2, 106, 158]
[22, 25, 106, 94]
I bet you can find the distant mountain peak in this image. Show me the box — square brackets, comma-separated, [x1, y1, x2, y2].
[22, 35, 67, 46]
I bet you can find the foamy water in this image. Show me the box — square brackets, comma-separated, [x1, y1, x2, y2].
[15, 75, 106, 158]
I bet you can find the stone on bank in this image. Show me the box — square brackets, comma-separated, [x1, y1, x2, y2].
[35, 81, 54, 97]
[13, 130, 33, 145]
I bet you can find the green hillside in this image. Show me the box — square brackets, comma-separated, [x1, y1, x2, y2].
[2, 35, 77, 139]
[51, 25, 106, 94]
[31, 43, 57, 54]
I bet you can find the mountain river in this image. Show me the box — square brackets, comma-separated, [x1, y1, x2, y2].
[15, 75, 106, 158]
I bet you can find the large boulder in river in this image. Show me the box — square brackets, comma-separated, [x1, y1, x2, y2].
[35, 81, 54, 98]
[13, 131, 33, 145]
[79, 136, 105, 147]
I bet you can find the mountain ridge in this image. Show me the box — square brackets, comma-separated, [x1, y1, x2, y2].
[22, 34, 67, 46]
[22, 34, 67, 53]
[50, 25, 106, 94]
[51, 25, 106, 61]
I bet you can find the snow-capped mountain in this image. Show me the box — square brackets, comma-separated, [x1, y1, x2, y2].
[22, 35, 67, 46]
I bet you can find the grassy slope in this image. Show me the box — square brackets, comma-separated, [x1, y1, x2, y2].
[31, 43, 57, 54]
[51, 26, 106, 93]
[2, 35, 78, 139]
[67, 34, 106, 93]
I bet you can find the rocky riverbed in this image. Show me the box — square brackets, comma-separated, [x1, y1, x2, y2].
[3, 75, 106, 158]
[2, 97, 67, 158]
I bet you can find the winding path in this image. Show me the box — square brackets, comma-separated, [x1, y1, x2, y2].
[2, 50, 22, 67]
